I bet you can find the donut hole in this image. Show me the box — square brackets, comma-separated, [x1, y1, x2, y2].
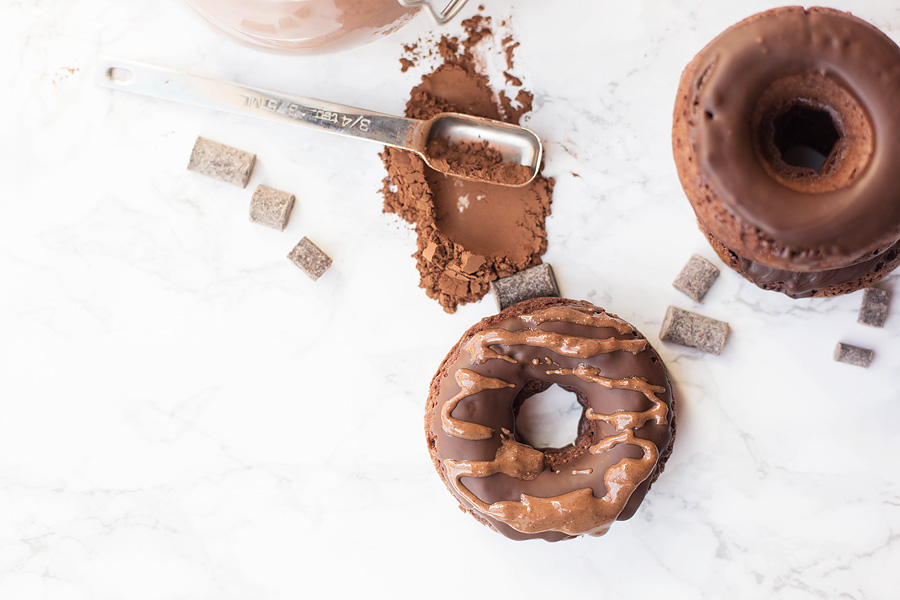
[772, 103, 840, 171]
[752, 73, 874, 193]
[514, 382, 584, 450]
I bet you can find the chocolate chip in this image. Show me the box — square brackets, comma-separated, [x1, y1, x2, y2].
[490, 264, 559, 311]
[287, 237, 332, 281]
[857, 287, 891, 328]
[834, 342, 874, 368]
[673, 254, 720, 303]
[249, 185, 295, 231]
[187, 137, 256, 188]
[660, 306, 729, 355]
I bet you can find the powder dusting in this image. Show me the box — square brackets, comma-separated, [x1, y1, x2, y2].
[382, 15, 554, 313]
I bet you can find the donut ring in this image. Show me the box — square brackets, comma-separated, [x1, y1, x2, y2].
[425, 298, 676, 542]
[673, 7, 900, 278]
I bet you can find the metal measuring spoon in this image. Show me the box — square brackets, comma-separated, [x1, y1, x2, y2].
[96, 57, 543, 188]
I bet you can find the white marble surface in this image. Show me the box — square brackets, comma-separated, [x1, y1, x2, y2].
[3, 1, 900, 598]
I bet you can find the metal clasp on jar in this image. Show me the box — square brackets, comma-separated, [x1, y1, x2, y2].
[397, 0, 469, 24]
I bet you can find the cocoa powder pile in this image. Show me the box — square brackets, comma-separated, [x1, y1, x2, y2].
[381, 16, 554, 313]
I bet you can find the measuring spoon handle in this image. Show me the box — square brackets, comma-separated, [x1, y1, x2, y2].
[95, 57, 425, 152]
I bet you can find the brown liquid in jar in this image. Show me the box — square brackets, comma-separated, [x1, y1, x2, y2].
[183, 0, 417, 53]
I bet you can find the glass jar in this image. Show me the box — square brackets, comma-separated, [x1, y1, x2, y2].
[181, 0, 422, 54]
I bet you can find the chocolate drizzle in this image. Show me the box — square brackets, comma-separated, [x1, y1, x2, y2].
[441, 369, 514, 440]
[465, 329, 647, 365]
[445, 429, 546, 482]
[429, 300, 675, 541]
[550, 365, 668, 436]
[445, 363, 668, 537]
[518, 306, 636, 334]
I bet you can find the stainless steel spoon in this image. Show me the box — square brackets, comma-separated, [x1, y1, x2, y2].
[95, 57, 542, 187]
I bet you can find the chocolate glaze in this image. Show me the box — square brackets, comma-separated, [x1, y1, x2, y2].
[702, 220, 900, 298]
[735, 242, 900, 298]
[691, 7, 900, 260]
[429, 300, 675, 542]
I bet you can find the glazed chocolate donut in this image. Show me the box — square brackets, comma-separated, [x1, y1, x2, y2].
[425, 298, 675, 542]
[673, 7, 900, 298]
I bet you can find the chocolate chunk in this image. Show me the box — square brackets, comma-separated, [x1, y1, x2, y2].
[857, 288, 891, 328]
[660, 306, 729, 355]
[187, 137, 256, 188]
[490, 264, 559, 311]
[249, 185, 295, 231]
[673, 254, 720, 303]
[287, 237, 332, 281]
[834, 342, 875, 368]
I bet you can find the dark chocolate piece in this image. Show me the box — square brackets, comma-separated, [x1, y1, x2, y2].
[660, 306, 729, 355]
[287, 237, 332, 281]
[250, 185, 295, 231]
[858, 288, 891, 328]
[673, 254, 720, 302]
[490, 264, 559, 311]
[834, 342, 874, 368]
[187, 137, 256, 188]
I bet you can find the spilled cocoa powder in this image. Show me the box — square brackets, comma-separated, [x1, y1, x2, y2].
[381, 15, 554, 313]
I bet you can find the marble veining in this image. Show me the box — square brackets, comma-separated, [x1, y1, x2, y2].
[2, 0, 899, 598]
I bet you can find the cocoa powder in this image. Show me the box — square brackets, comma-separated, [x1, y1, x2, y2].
[381, 16, 554, 313]
[424, 138, 534, 187]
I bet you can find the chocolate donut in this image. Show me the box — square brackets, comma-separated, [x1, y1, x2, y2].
[673, 7, 900, 298]
[425, 298, 675, 541]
